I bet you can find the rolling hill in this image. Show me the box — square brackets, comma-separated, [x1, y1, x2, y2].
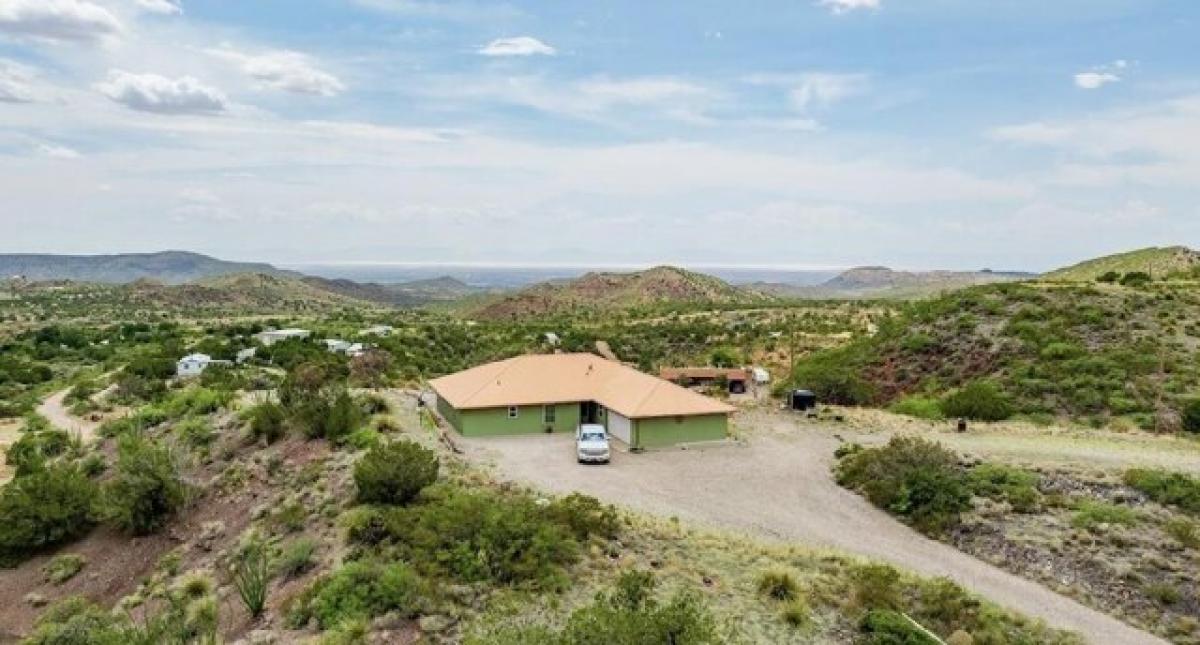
[0, 251, 298, 285]
[472, 266, 771, 319]
[750, 266, 1034, 299]
[302, 275, 483, 307]
[1042, 246, 1200, 282]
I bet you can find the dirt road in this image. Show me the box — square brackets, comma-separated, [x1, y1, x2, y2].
[459, 417, 1169, 645]
[36, 388, 101, 444]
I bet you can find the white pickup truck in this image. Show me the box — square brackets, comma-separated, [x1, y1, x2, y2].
[575, 424, 611, 464]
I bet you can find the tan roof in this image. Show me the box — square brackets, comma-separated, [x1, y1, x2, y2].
[429, 353, 735, 419]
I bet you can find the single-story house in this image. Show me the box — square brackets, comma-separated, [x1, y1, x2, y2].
[361, 325, 394, 337]
[429, 353, 735, 451]
[254, 328, 311, 346]
[176, 354, 231, 378]
[324, 339, 366, 357]
[236, 347, 257, 364]
[659, 367, 752, 394]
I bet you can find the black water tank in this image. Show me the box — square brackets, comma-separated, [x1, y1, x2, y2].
[790, 389, 816, 411]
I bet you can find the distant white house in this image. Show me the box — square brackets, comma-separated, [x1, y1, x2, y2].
[324, 339, 367, 357]
[176, 354, 231, 378]
[236, 347, 257, 364]
[751, 367, 771, 385]
[360, 325, 394, 337]
[254, 328, 311, 346]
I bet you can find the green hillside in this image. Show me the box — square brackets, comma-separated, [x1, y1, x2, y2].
[1043, 246, 1200, 282]
[472, 266, 771, 320]
[0, 251, 298, 284]
[787, 280, 1200, 429]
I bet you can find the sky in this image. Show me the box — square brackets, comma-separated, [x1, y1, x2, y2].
[1, 0, 1198, 271]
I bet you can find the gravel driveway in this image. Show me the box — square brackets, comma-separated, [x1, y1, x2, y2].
[459, 417, 1166, 645]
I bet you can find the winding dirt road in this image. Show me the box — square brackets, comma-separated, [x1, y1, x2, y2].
[459, 417, 1170, 645]
[36, 388, 101, 444]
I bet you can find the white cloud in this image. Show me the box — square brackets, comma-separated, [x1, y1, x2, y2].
[36, 142, 81, 159]
[96, 70, 228, 115]
[207, 46, 345, 96]
[1074, 71, 1119, 90]
[135, 0, 182, 15]
[0, 0, 123, 44]
[746, 72, 869, 112]
[817, 0, 880, 15]
[575, 76, 706, 104]
[478, 36, 556, 57]
[0, 58, 36, 102]
[988, 121, 1074, 145]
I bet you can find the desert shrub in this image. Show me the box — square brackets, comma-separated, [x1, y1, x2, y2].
[288, 560, 423, 629]
[836, 436, 970, 533]
[1120, 271, 1152, 287]
[271, 501, 308, 533]
[162, 387, 230, 418]
[1183, 399, 1200, 434]
[23, 596, 130, 645]
[233, 538, 271, 618]
[279, 362, 360, 441]
[791, 357, 876, 406]
[1145, 582, 1181, 606]
[967, 463, 1040, 512]
[850, 563, 902, 611]
[246, 401, 287, 444]
[781, 598, 811, 627]
[176, 417, 215, 449]
[1123, 468, 1200, 514]
[0, 464, 97, 566]
[940, 380, 1013, 421]
[351, 487, 579, 588]
[1071, 500, 1138, 530]
[1096, 271, 1120, 284]
[468, 571, 719, 645]
[43, 553, 87, 584]
[103, 434, 187, 535]
[1165, 518, 1200, 549]
[357, 393, 391, 415]
[275, 537, 318, 578]
[354, 440, 439, 505]
[545, 493, 620, 541]
[342, 427, 382, 450]
[5, 428, 77, 477]
[889, 396, 945, 421]
[757, 568, 799, 601]
[860, 609, 941, 645]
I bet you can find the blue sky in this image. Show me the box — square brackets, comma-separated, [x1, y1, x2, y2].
[1, 0, 1197, 270]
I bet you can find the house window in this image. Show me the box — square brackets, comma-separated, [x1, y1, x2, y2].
[507, 406, 519, 419]
[543, 405, 556, 423]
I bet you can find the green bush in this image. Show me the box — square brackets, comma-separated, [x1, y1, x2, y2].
[5, 428, 77, 477]
[176, 417, 215, 449]
[1181, 399, 1200, 434]
[233, 538, 271, 618]
[43, 553, 86, 584]
[757, 568, 799, 601]
[791, 358, 876, 406]
[850, 563, 902, 611]
[545, 493, 621, 541]
[247, 401, 287, 444]
[289, 560, 423, 629]
[0, 464, 97, 566]
[1123, 468, 1200, 515]
[354, 440, 439, 505]
[103, 434, 187, 535]
[1120, 271, 1152, 287]
[1071, 500, 1138, 530]
[860, 609, 941, 645]
[275, 537, 318, 578]
[1165, 518, 1199, 549]
[889, 396, 944, 421]
[967, 463, 1040, 512]
[349, 486, 580, 588]
[940, 381, 1013, 421]
[781, 598, 811, 627]
[23, 596, 131, 644]
[836, 436, 970, 534]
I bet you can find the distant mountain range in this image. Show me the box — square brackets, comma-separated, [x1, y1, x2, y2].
[471, 265, 770, 319]
[0, 251, 297, 284]
[301, 275, 484, 306]
[748, 266, 1035, 299]
[1041, 246, 1200, 282]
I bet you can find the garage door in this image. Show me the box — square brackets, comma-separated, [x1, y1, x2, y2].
[607, 410, 632, 445]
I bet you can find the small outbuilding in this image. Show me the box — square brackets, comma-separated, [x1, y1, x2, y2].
[659, 367, 751, 394]
[430, 354, 735, 451]
[254, 328, 311, 346]
[176, 354, 231, 378]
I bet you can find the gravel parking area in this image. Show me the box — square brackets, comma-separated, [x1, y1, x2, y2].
[458, 412, 1167, 645]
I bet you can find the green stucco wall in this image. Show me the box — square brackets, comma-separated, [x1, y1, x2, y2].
[455, 402, 582, 437]
[634, 414, 728, 449]
[436, 395, 462, 432]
